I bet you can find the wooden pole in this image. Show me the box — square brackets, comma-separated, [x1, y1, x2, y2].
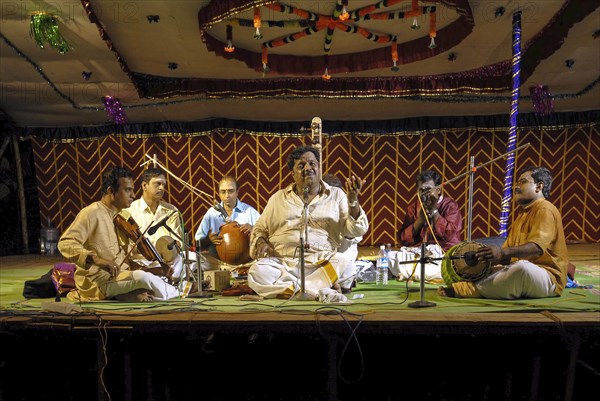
[11, 135, 29, 254]
[0, 137, 10, 160]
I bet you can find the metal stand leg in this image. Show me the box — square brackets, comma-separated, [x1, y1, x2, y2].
[408, 243, 437, 308]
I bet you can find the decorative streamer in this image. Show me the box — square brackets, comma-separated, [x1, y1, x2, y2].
[499, 11, 522, 236]
[102, 96, 127, 124]
[29, 13, 71, 54]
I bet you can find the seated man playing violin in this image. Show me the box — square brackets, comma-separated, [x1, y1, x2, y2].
[58, 166, 180, 302]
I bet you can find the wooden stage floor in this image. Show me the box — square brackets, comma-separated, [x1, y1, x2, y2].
[1, 243, 598, 401]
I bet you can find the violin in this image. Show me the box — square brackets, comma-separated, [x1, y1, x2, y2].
[113, 214, 173, 280]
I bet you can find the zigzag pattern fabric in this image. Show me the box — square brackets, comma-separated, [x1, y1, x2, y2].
[32, 126, 599, 245]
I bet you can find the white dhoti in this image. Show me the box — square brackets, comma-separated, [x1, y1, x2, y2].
[247, 252, 356, 299]
[104, 269, 181, 300]
[389, 244, 444, 283]
[196, 252, 254, 275]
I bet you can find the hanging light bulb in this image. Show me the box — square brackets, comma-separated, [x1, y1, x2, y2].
[261, 47, 270, 76]
[411, 17, 421, 30]
[339, 0, 350, 21]
[253, 8, 263, 39]
[391, 40, 399, 71]
[224, 24, 235, 52]
[428, 36, 436, 49]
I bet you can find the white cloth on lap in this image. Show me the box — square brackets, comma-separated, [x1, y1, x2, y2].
[318, 288, 349, 303]
[389, 244, 444, 283]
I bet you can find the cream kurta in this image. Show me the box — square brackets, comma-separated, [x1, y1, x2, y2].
[59, 201, 180, 301]
[123, 197, 182, 255]
[503, 197, 568, 293]
[58, 201, 129, 300]
[248, 182, 369, 298]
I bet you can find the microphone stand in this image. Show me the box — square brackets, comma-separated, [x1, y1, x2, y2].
[162, 225, 210, 298]
[188, 241, 212, 299]
[292, 192, 314, 301]
[407, 243, 437, 308]
[402, 243, 477, 308]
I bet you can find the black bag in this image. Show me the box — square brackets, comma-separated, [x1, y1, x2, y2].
[23, 269, 57, 299]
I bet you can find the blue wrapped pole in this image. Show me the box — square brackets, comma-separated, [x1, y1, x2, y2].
[499, 11, 522, 236]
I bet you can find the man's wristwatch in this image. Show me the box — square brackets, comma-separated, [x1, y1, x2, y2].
[348, 200, 358, 208]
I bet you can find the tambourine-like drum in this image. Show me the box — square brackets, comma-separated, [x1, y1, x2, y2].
[441, 241, 492, 287]
[216, 222, 251, 265]
[155, 236, 179, 264]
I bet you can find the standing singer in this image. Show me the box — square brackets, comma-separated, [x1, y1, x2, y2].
[247, 146, 368, 300]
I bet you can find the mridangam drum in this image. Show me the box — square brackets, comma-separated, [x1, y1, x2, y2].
[441, 241, 492, 287]
[216, 222, 251, 265]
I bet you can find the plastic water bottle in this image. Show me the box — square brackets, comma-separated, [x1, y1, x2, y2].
[375, 245, 389, 285]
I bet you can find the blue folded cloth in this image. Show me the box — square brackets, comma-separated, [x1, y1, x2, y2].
[565, 275, 593, 289]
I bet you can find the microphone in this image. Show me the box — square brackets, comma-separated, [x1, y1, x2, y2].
[213, 202, 230, 222]
[303, 186, 309, 204]
[147, 211, 176, 235]
[167, 240, 177, 250]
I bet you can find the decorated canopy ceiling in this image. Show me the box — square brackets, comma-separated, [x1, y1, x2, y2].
[0, 0, 597, 127]
[198, 0, 473, 77]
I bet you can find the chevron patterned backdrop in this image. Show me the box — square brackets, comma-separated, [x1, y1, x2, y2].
[32, 125, 599, 246]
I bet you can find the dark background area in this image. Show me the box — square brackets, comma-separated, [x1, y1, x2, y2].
[0, 137, 40, 256]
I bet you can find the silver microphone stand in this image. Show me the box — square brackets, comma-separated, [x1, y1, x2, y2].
[292, 190, 313, 301]
[406, 243, 437, 308]
[162, 225, 210, 298]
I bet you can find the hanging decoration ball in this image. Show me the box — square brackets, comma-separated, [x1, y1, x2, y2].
[81, 71, 92, 80]
[529, 85, 554, 116]
[30, 13, 71, 54]
[102, 96, 127, 125]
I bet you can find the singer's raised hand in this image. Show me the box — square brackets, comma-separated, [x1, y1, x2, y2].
[344, 175, 366, 201]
